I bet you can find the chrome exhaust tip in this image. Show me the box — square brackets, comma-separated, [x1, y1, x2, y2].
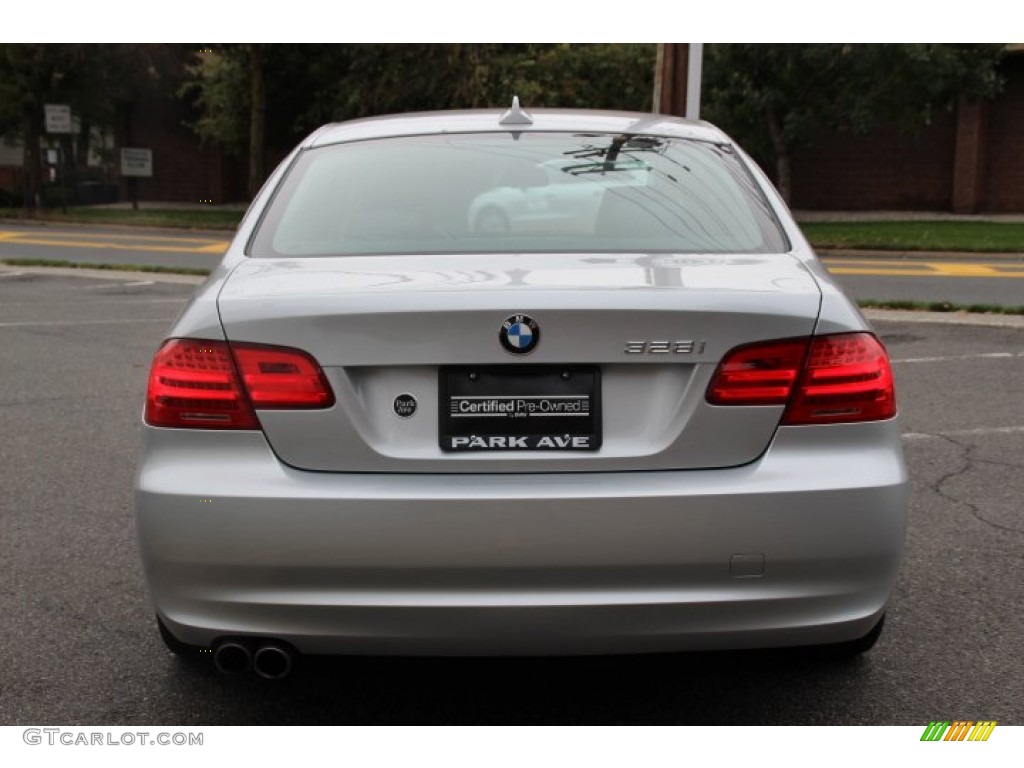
[213, 641, 251, 675]
[252, 644, 293, 680]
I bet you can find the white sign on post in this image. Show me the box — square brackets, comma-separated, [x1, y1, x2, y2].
[44, 104, 73, 134]
[120, 148, 153, 178]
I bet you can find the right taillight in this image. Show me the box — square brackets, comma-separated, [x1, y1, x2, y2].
[782, 333, 896, 425]
[707, 332, 896, 425]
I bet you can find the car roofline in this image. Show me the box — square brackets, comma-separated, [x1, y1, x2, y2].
[302, 108, 730, 149]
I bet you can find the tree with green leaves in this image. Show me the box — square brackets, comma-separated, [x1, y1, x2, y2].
[0, 45, 84, 210]
[180, 44, 656, 195]
[702, 44, 1006, 203]
[0, 44, 184, 211]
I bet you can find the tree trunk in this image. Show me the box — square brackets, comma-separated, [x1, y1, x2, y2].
[764, 106, 792, 204]
[652, 44, 690, 116]
[248, 43, 266, 200]
[21, 106, 42, 214]
[76, 121, 91, 173]
[118, 105, 138, 210]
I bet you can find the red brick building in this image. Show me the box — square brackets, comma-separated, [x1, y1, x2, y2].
[0, 76, 247, 206]
[791, 48, 1024, 213]
[116, 86, 245, 204]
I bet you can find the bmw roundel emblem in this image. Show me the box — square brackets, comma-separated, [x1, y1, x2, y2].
[500, 314, 540, 354]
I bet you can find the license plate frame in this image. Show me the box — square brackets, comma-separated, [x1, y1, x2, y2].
[439, 365, 601, 452]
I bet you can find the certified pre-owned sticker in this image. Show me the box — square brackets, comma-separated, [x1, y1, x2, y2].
[449, 395, 589, 418]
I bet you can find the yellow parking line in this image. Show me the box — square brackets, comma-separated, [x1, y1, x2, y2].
[826, 258, 1022, 268]
[928, 263, 1001, 276]
[0, 233, 228, 255]
[828, 267, 940, 276]
[0, 229, 227, 245]
[823, 259, 1024, 278]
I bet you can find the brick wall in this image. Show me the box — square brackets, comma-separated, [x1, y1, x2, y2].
[790, 53, 1024, 213]
[791, 114, 957, 211]
[0, 141, 20, 191]
[984, 56, 1024, 211]
[0, 166, 19, 188]
[121, 89, 245, 204]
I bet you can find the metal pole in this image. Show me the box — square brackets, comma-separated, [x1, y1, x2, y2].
[686, 43, 703, 120]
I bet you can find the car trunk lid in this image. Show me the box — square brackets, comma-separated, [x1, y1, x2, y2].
[216, 252, 821, 472]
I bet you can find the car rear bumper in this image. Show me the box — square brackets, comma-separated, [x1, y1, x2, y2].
[135, 421, 907, 655]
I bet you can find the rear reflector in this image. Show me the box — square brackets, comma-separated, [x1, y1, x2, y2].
[145, 339, 334, 429]
[707, 333, 896, 425]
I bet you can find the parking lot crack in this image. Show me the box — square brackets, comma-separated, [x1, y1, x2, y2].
[933, 434, 1024, 535]
[969, 456, 1024, 471]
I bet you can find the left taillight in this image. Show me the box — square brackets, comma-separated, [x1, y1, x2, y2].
[144, 339, 334, 429]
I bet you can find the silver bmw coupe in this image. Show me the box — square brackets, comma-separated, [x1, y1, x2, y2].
[135, 101, 907, 677]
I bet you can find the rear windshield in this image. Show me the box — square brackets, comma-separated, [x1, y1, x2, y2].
[250, 132, 789, 257]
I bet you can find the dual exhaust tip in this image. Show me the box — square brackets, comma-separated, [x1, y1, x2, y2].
[213, 640, 293, 679]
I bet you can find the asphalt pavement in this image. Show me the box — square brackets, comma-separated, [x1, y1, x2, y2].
[0, 268, 1021, 725]
[823, 249, 1024, 307]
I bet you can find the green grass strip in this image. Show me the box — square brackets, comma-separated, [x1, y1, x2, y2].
[802, 221, 1024, 253]
[0, 207, 242, 231]
[857, 298, 1024, 315]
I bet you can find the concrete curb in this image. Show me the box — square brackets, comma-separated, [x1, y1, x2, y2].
[862, 308, 1024, 329]
[0, 265, 206, 285]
